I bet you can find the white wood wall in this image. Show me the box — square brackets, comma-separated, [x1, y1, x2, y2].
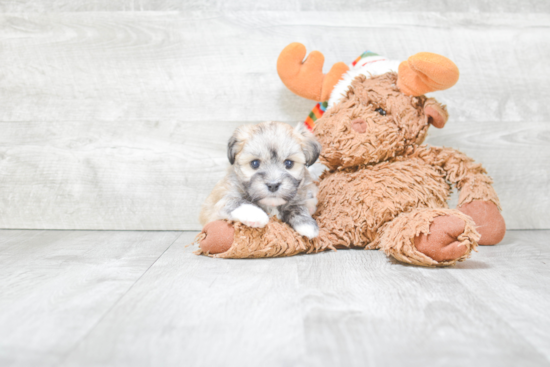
[0, 3, 548, 230]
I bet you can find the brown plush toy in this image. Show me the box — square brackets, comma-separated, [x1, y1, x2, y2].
[197, 43, 506, 267]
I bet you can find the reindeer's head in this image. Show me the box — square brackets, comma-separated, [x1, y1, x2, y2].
[277, 43, 459, 169]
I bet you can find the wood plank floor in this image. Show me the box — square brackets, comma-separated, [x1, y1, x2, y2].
[1, 229, 549, 367]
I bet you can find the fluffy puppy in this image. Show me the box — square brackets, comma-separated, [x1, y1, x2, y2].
[200, 121, 321, 238]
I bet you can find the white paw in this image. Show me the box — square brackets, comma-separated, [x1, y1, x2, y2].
[230, 204, 269, 228]
[294, 223, 319, 239]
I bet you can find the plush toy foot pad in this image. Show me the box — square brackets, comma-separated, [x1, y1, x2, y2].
[459, 201, 506, 245]
[199, 221, 235, 255]
[414, 215, 469, 262]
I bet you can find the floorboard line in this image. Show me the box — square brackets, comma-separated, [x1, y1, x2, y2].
[56, 231, 185, 364]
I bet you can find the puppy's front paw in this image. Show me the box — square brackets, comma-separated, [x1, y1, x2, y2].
[230, 204, 269, 228]
[294, 222, 319, 239]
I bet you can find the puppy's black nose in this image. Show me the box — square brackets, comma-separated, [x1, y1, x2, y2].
[266, 182, 281, 192]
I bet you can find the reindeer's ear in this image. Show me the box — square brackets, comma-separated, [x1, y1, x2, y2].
[294, 123, 321, 166]
[424, 98, 449, 129]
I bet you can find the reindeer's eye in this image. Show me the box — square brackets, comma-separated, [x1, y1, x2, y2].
[250, 160, 260, 169]
[284, 160, 294, 169]
[375, 107, 387, 116]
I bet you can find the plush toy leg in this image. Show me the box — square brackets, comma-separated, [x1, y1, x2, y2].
[197, 218, 323, 258]
[458, 201, 506, 245]
[378, 208, 480, 267]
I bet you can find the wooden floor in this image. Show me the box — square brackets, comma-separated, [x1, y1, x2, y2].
[1, 229, 549, 367]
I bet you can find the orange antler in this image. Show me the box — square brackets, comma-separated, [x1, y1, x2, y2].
[277, 43, 349, 102]
[397, 52, 459, 96]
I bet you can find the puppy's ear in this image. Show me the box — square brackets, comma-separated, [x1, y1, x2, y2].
[227, 134, 239, 165]
[227, 125, 253, 165]
[295, 123, 321, 166]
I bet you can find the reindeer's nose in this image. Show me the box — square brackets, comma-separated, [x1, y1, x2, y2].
[351, 118, 367, 133]
[266, 182, 281, 192]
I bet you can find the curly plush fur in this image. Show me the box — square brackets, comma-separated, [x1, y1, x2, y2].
[197, 71, 505, 267]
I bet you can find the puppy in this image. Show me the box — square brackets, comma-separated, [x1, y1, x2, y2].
[200, 121, 321, 238]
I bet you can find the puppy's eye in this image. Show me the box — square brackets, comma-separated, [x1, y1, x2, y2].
[250, 160, 260, 169]
[284, 160, 294, 169]
[375, 107, 387, 116]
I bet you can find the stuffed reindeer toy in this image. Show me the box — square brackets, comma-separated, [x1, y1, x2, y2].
[196, 43, 506, 267]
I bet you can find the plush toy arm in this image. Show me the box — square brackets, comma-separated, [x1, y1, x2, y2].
[198, 218, 326, 258]
[411, 146, 506, 245]
[412, 145, 500, 207]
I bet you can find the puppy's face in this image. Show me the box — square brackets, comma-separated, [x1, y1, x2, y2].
[228, 121, 320, 207]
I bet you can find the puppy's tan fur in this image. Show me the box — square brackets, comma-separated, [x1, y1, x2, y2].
[200, 121, 320, 238]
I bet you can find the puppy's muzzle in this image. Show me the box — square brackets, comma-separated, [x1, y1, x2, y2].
[266, 182, 281, 192]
